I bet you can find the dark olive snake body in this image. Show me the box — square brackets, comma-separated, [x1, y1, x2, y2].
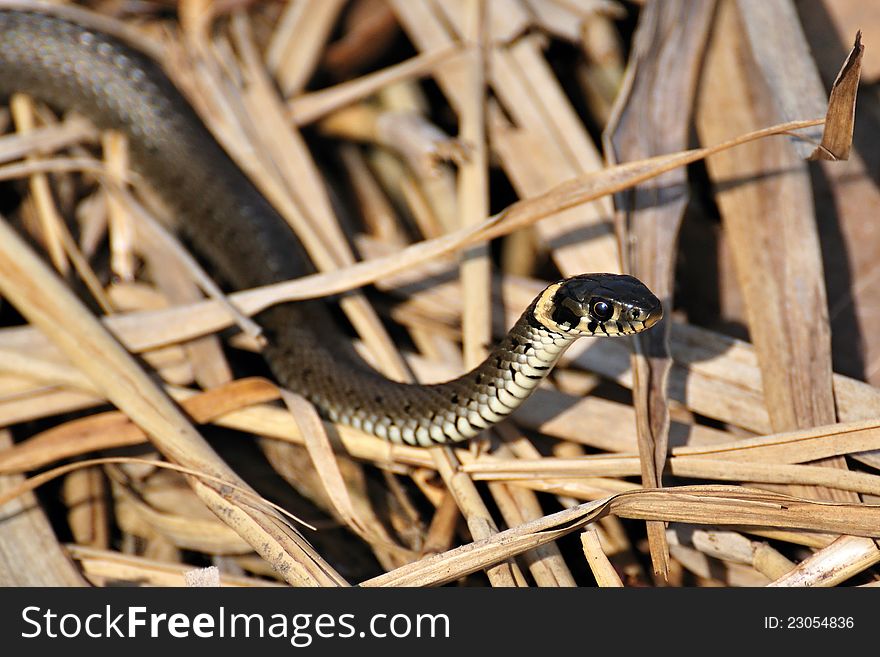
[0, 9, 662, 445]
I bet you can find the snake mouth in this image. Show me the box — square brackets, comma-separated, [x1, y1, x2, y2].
[643, 304, 663, 329]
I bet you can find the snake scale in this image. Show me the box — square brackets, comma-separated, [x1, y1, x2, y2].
[0, 8, 662, 446]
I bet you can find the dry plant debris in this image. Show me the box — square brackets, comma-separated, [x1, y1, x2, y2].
[0, 0, 877, 588]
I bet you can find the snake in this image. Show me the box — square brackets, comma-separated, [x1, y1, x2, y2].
[0, 8, 662, 446]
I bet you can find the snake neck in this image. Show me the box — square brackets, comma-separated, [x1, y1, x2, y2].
[297, 306, 578, 446]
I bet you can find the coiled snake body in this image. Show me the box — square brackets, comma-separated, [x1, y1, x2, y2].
[0, 9, 662, 445]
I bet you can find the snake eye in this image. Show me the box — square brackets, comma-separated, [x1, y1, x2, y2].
[591, 299, 613, 321]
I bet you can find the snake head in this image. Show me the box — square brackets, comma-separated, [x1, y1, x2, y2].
[533, 273, 663, 337]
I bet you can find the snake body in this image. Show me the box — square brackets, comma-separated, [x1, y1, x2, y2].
[0, 9, 662, 445]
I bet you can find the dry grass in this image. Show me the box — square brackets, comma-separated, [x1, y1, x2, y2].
[0, 0, 878, 587]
